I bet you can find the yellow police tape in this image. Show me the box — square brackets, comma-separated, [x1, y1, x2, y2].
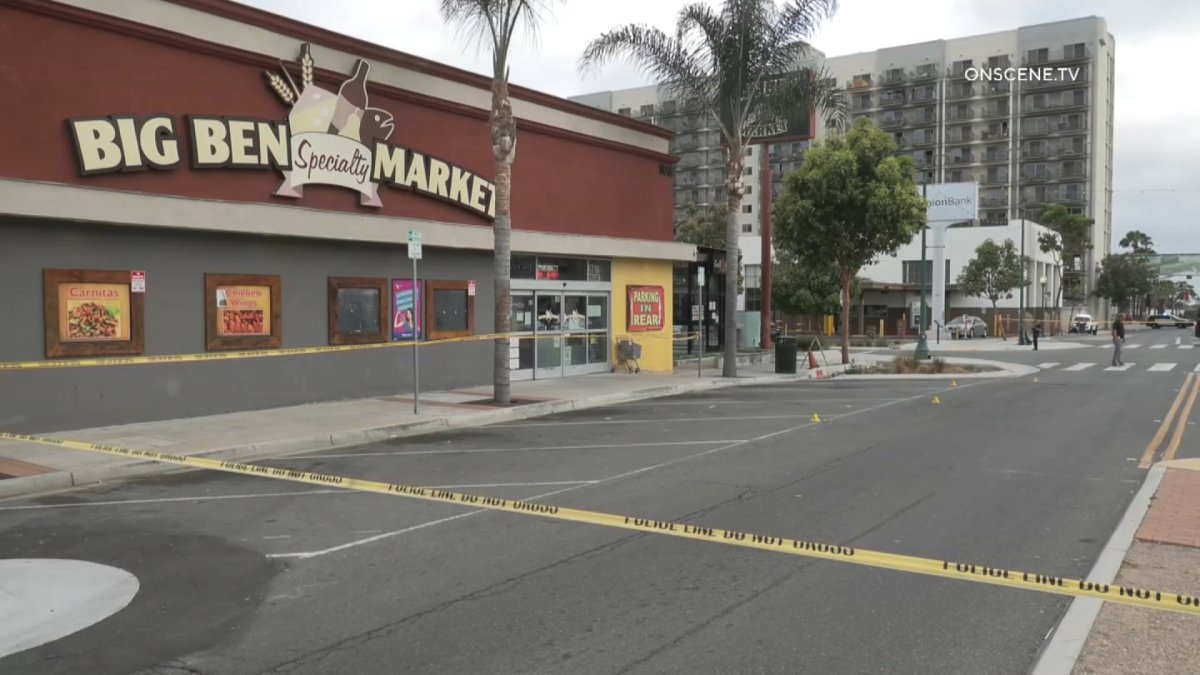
[2, 431, 1196, 616]
[0, 330, 698, 371]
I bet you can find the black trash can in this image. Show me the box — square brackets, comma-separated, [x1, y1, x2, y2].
[775, 336, 798, 374]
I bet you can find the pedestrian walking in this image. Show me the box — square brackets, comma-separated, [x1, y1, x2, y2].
[1032, 321, 1042, 350]
[1111, 314, 1125, 366]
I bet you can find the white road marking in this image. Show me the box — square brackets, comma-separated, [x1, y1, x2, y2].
[1148, 363, 1178, 372]
[1180, 344, 1194, 350]
[1194, 364, 1200, 373]
[495, 414, 824, 428]
[289, 440, 746, 459]
[1036, 362, 1060, 369]
[1063, 363, 1095, 371]
[1176, 337, 1181, 345]
[1125, 344, 1142, 349]
[268, 383, 974, 560]
[1104, 364, 1134, 372]
[0, 489, 342, 511]
[262, 535, 292, 540]
[1150, 344, 1167, 350]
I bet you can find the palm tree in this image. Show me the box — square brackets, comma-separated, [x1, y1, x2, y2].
[441, 0, 559, 406]
[580, 0, 843, 377]
[1119, 230, 1156, 255]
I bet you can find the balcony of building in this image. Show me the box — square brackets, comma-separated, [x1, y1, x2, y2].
[946, 84, 976, 100]
[981, 147, 1009, 164]
[945, 127, 978, 144]
[981, 189, 1009, 207]
[978, 81, 1012, 98]
[910, 134, 938, 148]
[910, 64, 940, 82]
[847, 74, 874, 90]
[947, 151, 976, 165]
[981, 104, 1011, 119]
[1020, 164, 1053, 183]
[980, 171, 1010, 186]
[1024, 69, 1089, 90]
[880, 68, 907, 88]
[879, 112, 906, 128]
[880, 91, 907, 106]
[946, 106, 977, 122]
[1023, 44, 1090, 66]
[980, 127, 1010, 142]
[1051, 141, 1089, 159]
[909, 110, 938, 127]
[1022, 97, 1089, 115]
[850, 95, 875, 111]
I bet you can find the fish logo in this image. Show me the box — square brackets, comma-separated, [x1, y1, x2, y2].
[264, 44, 394, 207]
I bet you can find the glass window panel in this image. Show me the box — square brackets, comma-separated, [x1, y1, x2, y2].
[565, 336, 587, 366]
[336, 288, 381, 335]
[537, 335, 561, 368]
[535, 256, 588, 281]
[512, 255, 536, 279]
[511, 295, 534, 332]
[536, 294, 561, 331]
[518, 337, 535, 370]
[432, 289, 468, 332]
[563, 295, 588, 331]
[587, 260, 611, 281]
[588, 334, 609, 365]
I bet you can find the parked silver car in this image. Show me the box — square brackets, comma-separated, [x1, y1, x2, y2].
[946, 315, 987, 339]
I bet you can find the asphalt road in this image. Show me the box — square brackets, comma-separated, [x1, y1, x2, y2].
[2, 336, 1198, 675]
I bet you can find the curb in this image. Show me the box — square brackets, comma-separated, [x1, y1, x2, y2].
[1026, 464, 1167, 675]
[0, 371, 819, 500]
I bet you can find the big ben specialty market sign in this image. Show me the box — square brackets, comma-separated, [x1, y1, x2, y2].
[66, 44, 496, 220]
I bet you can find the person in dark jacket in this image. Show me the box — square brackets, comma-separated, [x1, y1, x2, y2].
[1111, 314, 1125, 367]
[1032, 320, 1042, 350]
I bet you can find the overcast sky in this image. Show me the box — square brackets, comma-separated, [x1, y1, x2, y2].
[242, 0, 1199, 254]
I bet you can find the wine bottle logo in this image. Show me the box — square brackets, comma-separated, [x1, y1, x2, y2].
[265, 44, 395, 207]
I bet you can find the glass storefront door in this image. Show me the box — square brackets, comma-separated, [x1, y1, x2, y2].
[511, 291, 609, 380]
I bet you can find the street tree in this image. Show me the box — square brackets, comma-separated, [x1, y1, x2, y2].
[772, 116, 927, 363]
[1119, 230, 1156, 254]
[771, 253, 844, 318]
[1036, 204, 1091, 319]
[441, 0, 560, 406]
[1094, 253, 1155, 316]
[580, 0, 844, 377]
[956, 239, 1027, 335]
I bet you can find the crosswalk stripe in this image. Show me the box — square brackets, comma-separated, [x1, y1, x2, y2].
[1180, 345, 1194, 350]
[1125, 344, 1142, 349]
[1064, 363, 1095, 371]
[1104, 363, 1134, 372]
[1151, 344, 1167, 350]
[1148, 363, 1177, 372]
[1036, 362, 1060, 369]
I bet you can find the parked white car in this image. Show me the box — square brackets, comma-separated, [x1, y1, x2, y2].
[1069, 314, 1098, 335]
[1148, 313, 1194, 329]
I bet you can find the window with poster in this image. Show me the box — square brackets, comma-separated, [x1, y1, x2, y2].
[205, 273, 282, 351]
[43, 269, 145, 358]
[328, 277, 389, 345]
[425, 280, 475, 340]
[391, 279, 423, 341]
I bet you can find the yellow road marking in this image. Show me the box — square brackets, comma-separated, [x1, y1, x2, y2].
[1, 432, 1198, 616]
[1162, 373, 1200, 463]
[1139, 372, 1194, 469]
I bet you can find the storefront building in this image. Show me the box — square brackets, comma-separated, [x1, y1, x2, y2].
[0, 0, 694, 432]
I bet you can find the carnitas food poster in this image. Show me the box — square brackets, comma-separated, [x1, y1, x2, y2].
[58, 282, 130, 342]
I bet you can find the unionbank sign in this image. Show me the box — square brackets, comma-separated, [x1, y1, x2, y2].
[923, 182, 979, 223]
[66, 44, 496, 221]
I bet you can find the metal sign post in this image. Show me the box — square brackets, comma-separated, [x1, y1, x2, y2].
[697, 265, 706, 378]
[408, 230, 422, 414]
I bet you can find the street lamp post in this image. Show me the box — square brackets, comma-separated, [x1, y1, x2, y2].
[1040, 275, 1048, 324]
[915, 183, 930, 360]
[1018, 216, 1029, 345]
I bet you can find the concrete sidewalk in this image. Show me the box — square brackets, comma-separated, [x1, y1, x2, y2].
[0, 361, 845, 500]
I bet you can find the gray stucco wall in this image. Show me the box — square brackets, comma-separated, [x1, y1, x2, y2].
[0, 217, 494, 432]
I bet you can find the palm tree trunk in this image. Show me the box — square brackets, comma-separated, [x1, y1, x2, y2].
[840, 268, 850, 364]
[722, 141, 743, 377]
[491, 76, 515, 406]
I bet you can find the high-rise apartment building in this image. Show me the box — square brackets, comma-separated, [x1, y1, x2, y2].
[574, 16, 1114, 315]
[817, 17, 1114, 312]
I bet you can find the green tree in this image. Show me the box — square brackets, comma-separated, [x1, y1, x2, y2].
[1094, 253, 1155, 315]
[1036, 204, 1092, 317]
[676, 204, 728, 250]
[441, 0, 559, 406]
[772, 116, 926, 363]
[580, 0, 844, 377]
[771, 254, 843, 317]
[1119, 230, 1156, 254]
[957, 239, 1027, 331]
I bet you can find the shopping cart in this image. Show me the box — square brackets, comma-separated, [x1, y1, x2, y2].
[615, 338, 641, 373]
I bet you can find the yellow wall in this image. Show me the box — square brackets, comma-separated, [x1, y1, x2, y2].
[611, 258, 675, 372]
